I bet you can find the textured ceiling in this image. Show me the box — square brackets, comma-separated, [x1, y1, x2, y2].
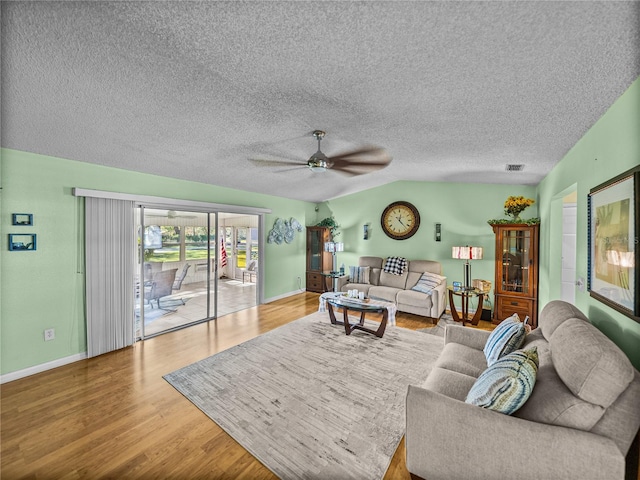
[2, 1, 639, 203]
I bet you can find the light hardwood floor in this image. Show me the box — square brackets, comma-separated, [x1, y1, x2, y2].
[1, 292, 494, 479]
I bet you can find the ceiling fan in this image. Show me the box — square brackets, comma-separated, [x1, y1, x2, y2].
[251, 130, 392, 176]
[145, 210, 198, 220]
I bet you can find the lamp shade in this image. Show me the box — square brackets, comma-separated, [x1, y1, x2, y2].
[452, 246, 483, 260]
[324, 241, 344, 253]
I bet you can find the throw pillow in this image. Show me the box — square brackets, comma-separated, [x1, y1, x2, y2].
[466, 347, 539, 415]
[483, 314, 526, 366]
[349, 266, 370, 284]
[411, 271, 446, 294]
[383, 256, 407, 275]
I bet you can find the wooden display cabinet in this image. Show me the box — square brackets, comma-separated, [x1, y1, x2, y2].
[306, 227, 333, 293]
[491, 223, 540, 328]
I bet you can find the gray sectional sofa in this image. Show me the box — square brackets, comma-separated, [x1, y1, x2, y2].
[405, 300, 640, 480]
[337, 256, 446, 319]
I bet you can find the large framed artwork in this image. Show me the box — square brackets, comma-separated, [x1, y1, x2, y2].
[588, 165, 639, 322]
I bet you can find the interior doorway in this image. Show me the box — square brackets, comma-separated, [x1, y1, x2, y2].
[561, 194, 578, 303]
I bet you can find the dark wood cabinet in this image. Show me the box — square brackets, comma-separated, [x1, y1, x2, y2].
[306, 227, 333, 293]
[491, 223, 540, 328]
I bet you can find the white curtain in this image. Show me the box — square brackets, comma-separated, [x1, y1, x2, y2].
[85, 197, 136, 357]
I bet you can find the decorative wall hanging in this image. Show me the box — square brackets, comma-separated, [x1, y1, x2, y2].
[267, 217, 303, 244]
[12, 213, 33, 226]
[9, 233, 37, 251]
[588, 165, 639, 322]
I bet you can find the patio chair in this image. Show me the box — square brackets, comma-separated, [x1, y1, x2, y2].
[242, 260, 257, 283]
[173, 263, 191, 291]
[148, 268, 178, 309]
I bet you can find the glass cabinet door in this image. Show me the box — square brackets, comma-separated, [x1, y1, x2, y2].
[309, 229, 322, 271]
[501, 229, 532, 294]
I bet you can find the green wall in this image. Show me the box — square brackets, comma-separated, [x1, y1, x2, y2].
[536, 75, 640, 370]
[0, 149, 315, 375]
[317, 181, 537, 299]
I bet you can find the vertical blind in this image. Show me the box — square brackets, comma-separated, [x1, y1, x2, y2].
[85, 197, 135, 357]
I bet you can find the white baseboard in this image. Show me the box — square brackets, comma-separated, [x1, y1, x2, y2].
[264, 289, 305, 303]
[1, 352, 88, 384]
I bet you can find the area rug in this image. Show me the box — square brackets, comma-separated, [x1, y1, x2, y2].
[164, 311, 444, 480]
[418, 313, 456, 337]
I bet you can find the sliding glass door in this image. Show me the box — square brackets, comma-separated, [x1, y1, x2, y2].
[135, 208, 260, 338]
[136, 208, 214, 338]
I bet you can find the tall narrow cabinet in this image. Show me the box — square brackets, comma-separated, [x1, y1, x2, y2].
[491, 223, 540, 328]
[306, 227, 332, 293]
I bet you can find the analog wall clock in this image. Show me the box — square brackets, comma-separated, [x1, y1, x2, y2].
[381, 201, 421, 240]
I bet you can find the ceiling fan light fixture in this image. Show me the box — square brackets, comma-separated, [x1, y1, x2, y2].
[307, 155, 328, 172]
[308, 130, 329, 172]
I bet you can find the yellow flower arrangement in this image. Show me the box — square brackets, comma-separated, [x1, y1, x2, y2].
[504, 196, 535, 219]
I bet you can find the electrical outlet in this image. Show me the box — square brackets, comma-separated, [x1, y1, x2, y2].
[44, 328, 55, 341]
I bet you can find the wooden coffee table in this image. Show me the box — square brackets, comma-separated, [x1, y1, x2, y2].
[326, 296, 388, 338]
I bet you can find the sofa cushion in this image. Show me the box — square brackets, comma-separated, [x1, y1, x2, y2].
[379, 270, 409, 289]
[410, 271, 446, 294]
[396, 289, 434, 309]
[466, 347, 539, 415]
[514, 362, 605, 430]
[483, 314, 526, 366]
[341, 283, 372, 296]
[551, 318, 635, 408]
[422, 367, 477, 402]
[435, 343, 487, 378]
[349, 266, 370, 284]
[383, 256, 407, 275]
[368, 286, 401, 303]
[539, 299, 589, 340]
[358, 257, 383, 285]
[407, 259, 442, 275]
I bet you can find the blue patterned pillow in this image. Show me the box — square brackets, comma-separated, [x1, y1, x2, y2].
[349, 266, 370, 284]
[483, 314, 526, 366]
[383, 256, 407, 275]
[411, 272, 446, 294]
[466, 347, 539, 415]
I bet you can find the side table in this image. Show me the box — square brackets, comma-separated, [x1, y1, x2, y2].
[321, 271, 347, 292]
[447, 286, 484, 326]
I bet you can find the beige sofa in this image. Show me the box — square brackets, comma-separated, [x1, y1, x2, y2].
[337, 256, 446, 320]
[405, 300, 640, 480]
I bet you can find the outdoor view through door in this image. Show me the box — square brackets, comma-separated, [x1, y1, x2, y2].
[135, 208, 259, 338]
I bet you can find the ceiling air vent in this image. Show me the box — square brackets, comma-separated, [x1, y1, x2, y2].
[505, 164, 525, 172]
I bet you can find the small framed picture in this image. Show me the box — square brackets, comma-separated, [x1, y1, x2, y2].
[12, 213, 33, 226]
[8, 233, 37, 251]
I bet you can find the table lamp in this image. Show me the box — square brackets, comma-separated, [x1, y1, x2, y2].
[324, 241, 344, 272]
[452, 246, 483, 290]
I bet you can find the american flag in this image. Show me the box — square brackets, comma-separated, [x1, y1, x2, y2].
[220, 239, 228, 268]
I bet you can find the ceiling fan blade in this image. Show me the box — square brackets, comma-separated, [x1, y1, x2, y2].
[328, 147, 391, 162]
[249, 158, 305, 167]
[328, 148, 392, 173]
[331, 161, 391, 176]
[274, 166, 309, 173]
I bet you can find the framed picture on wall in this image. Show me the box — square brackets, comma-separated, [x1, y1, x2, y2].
[587, 165, 639, 322]
[11, 213, 33, 226]
[8, 233, 37, 251]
